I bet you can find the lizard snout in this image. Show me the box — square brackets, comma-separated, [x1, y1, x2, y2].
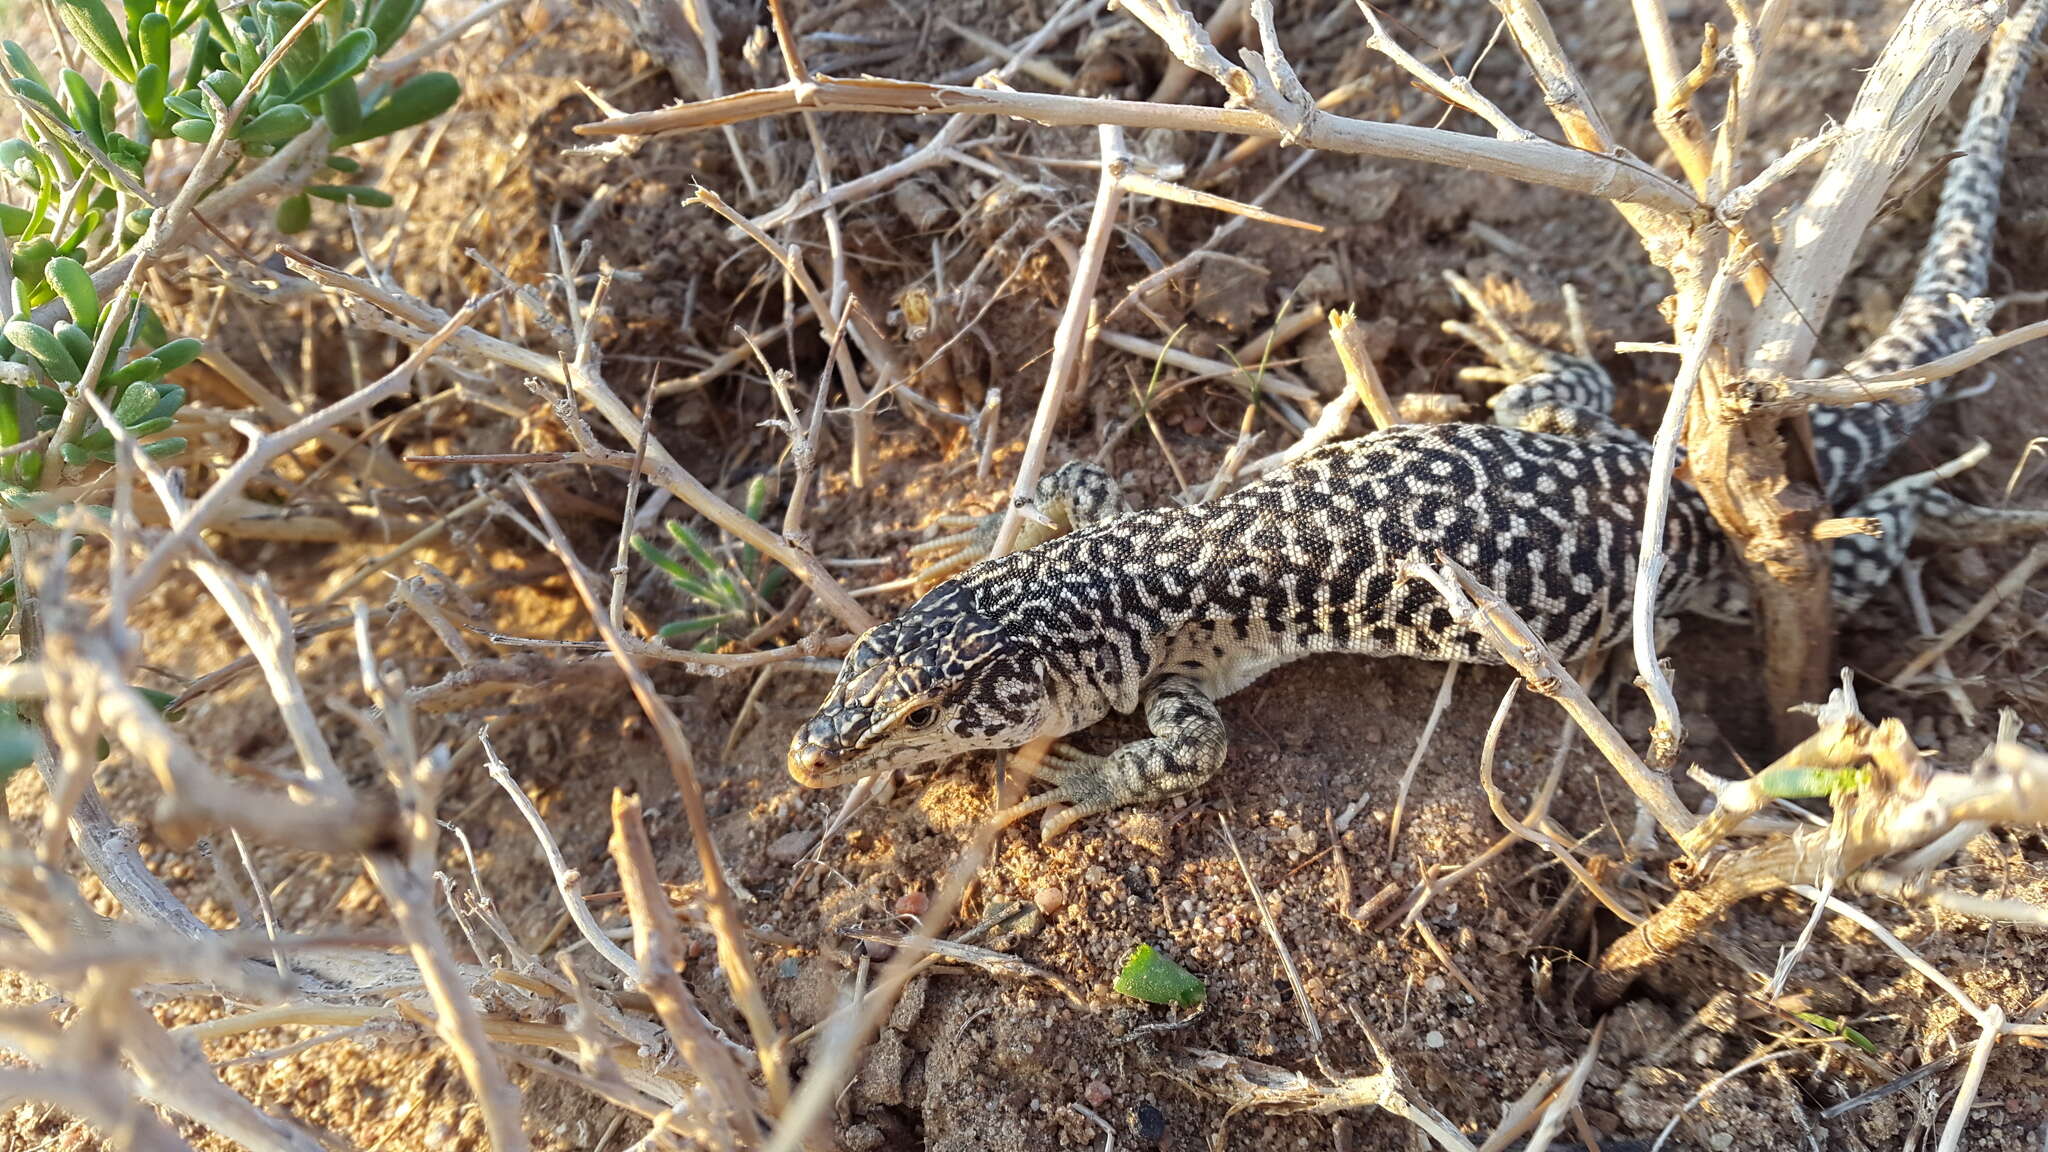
[787, 722, 851, 787]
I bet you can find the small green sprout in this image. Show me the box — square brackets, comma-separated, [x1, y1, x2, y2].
[1793, 1011, 1879, 1055]
[1755, 766, 1872, 800]
[1113, 944, 1205, 1008]
[632, 476, 787, 650]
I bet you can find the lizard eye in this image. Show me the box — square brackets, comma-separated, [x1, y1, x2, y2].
[903, 705, 939, 730]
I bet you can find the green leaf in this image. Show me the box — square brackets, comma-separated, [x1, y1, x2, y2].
[124, 415, 174, 437]
[10, 237, 56, 288]
[2, 41, 51, 91]
[52, 321, 95, 370]
[274, 191, 310, 232]
[60, 70, 108, 153]
[57, 207, 102, 252]
[199, 68, 243, 106]
[1114, 944, 1205, 1007]
[1793, 1012, 1879, 1055]
[630, 534, 696, 585]
[0, 138, 33, 177]
[164, 91, 207, 120]
[229, 20, 261, 74]
[262, 2, 322, 81]
[102, 354, 162, 388]
[146, 383, 185, 421]
[59, 440, 86, 466]
[141, 436, 184, 458]
[25, 386, 67, 413]
[149, 337, 202, 371]
[9, 77, 68, 125]
[0, 712, 38, 786]
[234, 103, 313, 144]
[3, 321, 81, 383]
[338, 71, 457, 144]
[107, 131, 148, 178]
[1757, 766, 1869, 799]
[170, 117, 215, 143]
[284, 26, 374, 103]
[656, 613, 736, 640]
[43, 256, 99, 328]
[318, 80, 361, 137]
[136, 11, 171, 73]
[663, 520, 721, 577]
[0, 205, 30, 238]
[134, 63, 168, 133]
[178, 19, 215, 84]
[322, 152, 360, 173]
[363, 0, 424, 52]
[133, 686, 186, 722]
[54, 0, 137, 82]
[120, 0, 149, 47]
[111, 380, 157, 424]
[305, 183, 390, 207]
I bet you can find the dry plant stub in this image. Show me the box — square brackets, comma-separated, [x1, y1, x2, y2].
[11, 0, 2048, 1147]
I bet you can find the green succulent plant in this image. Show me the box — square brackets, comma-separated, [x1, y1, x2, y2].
[0, 0, 462, 631]
[0, 0, 463, 780]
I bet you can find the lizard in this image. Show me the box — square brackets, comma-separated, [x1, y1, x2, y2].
[787, 0, 2048, 841]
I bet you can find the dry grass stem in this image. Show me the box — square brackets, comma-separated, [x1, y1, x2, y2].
[1375, 660, 1457, 847]
[990, 125, 1126, 559]
[1218, 813, 1329, 1072]
[1893, 541, 2048, 684]
[610, 790, 765, 1140]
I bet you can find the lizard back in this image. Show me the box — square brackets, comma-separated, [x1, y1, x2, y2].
[952, 423, 1726, 723]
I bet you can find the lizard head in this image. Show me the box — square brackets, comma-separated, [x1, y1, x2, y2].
[788, 588, 1047, 788]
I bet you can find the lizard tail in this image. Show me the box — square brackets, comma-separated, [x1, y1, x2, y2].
[1819, 0, 2046, 506]
[1904, 0, 2048, 307]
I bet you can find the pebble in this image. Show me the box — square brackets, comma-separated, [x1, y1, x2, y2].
[1034, 885, 1066, 916]
[767, 830, 818, 862]
[893, 890, 930, 918]
[1084, 1080, 1112, 1107]
[1425, 1030, 1446, 1049]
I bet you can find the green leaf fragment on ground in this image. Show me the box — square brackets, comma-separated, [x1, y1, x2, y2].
[1114, 944, 1205, 1007]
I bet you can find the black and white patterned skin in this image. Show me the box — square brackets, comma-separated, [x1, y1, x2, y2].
[1810, 0, 2048, 604]
[788, 3, 2045, 836]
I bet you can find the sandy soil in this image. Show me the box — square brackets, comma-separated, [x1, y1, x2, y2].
[9, 0, 2048, 1147]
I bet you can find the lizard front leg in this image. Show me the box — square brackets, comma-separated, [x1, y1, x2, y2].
[909, 460, 1132, 586]
[1441, 271, 1641, 445]
[993, 674, 1226, 841]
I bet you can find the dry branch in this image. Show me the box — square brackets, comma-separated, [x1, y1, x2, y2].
[576, 77, 1698, 213]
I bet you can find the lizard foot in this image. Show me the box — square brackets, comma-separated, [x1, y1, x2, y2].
[988, 744, 1120, 842]
[906, 461, 1132, 590]
[1441, 270, 1623, 437]
[906, 511, 1004, 588]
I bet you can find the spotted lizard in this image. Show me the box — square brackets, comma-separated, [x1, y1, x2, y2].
[789, 1, 2048, 839]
